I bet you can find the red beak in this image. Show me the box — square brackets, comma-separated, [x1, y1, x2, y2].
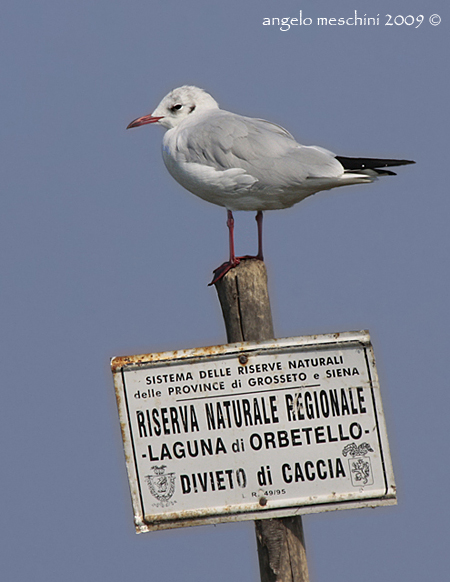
[126, 114, 163, 129]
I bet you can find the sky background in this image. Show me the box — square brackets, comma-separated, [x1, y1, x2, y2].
[2, 0, 449, 580]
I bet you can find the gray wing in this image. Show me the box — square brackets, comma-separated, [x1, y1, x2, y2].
[175, 110, 343, 188]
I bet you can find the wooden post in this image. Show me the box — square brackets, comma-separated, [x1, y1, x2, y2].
[214, 259, 310, 582]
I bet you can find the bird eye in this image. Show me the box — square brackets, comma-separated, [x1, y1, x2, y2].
[170, 104, 182, 112]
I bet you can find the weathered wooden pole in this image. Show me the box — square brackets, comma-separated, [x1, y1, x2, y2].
[214, 259, 310, 582]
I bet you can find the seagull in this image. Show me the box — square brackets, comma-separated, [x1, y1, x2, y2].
[127, 86, 414, 284]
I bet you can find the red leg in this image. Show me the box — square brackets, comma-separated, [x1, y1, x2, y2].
[237, 211, 264, 261]
[255, 210, 264, 260]
[209, 210, 241, 285]
[227, 210, 237, 264]
[209, 210, 264, 285]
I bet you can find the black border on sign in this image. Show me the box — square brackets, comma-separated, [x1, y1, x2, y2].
[363, 347, 389, 496]
[121, 367, 146, 521]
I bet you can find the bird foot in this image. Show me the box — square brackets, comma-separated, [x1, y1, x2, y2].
[208, 258, 241, 286]
[237, 254, 264, 261]
[208, 255, 263, 286]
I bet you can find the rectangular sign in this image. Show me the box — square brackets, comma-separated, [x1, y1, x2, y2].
[111, 331, 396, 533]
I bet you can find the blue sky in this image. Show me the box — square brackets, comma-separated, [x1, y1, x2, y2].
[2, 0, 449, 580]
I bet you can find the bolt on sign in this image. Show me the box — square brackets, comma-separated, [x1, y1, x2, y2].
[111, 331, 396, 533]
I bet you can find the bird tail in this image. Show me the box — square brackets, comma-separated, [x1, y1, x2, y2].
[335, 156, 415, 176]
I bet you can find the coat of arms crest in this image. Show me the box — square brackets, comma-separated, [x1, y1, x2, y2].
[342, 442, 374, 486]
[145, 465, 176, 505]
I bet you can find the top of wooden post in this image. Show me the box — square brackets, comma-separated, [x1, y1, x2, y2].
[214, 259, 274, 344]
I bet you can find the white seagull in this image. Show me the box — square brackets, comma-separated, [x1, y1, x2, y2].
[127, 86, 414, 283]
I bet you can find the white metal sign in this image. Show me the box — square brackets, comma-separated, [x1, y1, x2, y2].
[111, 331, 396, 533]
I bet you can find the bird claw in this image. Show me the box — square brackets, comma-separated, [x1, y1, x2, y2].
[208, 256, 263, 286]
[208, 259, 241, 286]
[236, 254, 264, 261]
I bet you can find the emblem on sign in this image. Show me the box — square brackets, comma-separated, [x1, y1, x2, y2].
[145, 466, 176, 506]
[342, 443, 374, 486]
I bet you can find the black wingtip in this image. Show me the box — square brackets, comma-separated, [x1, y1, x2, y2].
[336, 156, 415, 171]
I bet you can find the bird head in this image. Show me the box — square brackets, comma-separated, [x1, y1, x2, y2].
[127, 86, 219, 130]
